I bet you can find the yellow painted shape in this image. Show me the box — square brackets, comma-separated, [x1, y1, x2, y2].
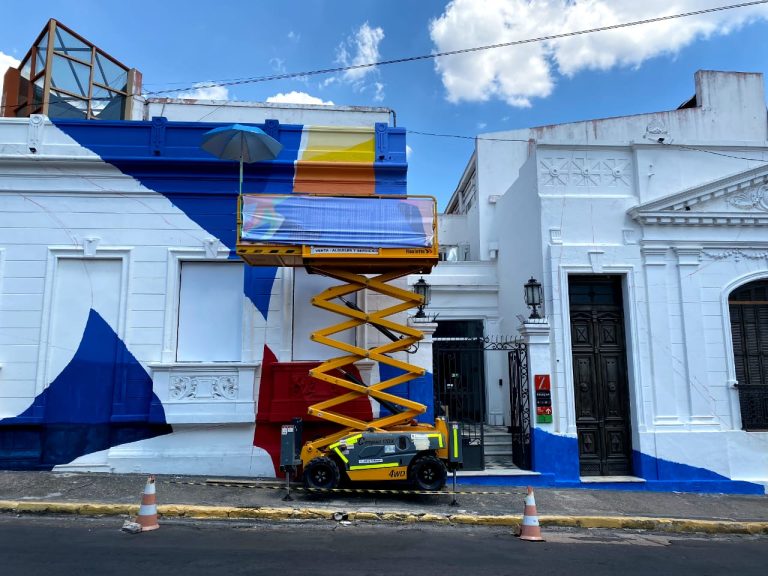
[299, 127, 375, 163]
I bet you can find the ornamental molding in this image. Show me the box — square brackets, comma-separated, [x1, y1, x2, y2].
[701, 248, 768, 261]
[169, 374, 239, 401]
[725, 184, 768, 212]
[539, 156, 632, 187]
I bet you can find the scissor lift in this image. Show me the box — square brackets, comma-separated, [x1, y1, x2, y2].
[237, 194, 462, 490]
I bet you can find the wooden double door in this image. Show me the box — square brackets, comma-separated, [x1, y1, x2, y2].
[569, 276, 633, 476]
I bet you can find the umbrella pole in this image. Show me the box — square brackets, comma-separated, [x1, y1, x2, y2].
[239, 155, 244, 196]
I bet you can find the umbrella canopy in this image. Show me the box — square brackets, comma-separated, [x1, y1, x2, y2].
[201, 124, 283, 163]
[201, 124, 283, 194]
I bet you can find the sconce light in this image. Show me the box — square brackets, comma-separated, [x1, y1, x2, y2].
[412, 277, 431, 318]
[524, 276, 543, 319]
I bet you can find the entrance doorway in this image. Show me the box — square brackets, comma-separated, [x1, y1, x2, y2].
[568, 275, 633, 476]
[433, 320, 485, 469]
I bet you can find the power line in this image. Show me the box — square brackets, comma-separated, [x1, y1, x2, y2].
[667, 142, 768, 163]
[142, 0, 768, 96]
[407, 130, 530, 142]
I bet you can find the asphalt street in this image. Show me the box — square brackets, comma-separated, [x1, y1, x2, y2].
[1, 515, 766, 576]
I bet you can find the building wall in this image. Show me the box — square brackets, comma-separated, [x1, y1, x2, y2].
[436, 71, 768, 492]
[0, 112, 419, 475]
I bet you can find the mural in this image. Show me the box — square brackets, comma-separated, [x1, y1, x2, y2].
[0, 310, 171, 469]
[0, 117, 411, 473]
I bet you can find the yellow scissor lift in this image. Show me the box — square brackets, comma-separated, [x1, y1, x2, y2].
[237, 194, 462, 491]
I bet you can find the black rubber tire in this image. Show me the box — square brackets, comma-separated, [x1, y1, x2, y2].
[303, 457, 341, 490]
[409, 454, 447, 491]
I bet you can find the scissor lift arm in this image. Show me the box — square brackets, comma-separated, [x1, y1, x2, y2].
[237, 194, 462, 490]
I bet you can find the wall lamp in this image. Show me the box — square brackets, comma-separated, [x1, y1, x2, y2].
[524, 276, 543, 319]
[412, 277, 431, 318]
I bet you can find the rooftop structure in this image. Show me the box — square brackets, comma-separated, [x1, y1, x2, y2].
[1, 19, 141, 120]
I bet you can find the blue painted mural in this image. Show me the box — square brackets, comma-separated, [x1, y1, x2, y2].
[0, 310, 171, 470]
[0, 116, 414, 472]
[52, 118, 408, 321]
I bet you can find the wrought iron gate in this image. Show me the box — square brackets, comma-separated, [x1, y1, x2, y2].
[434, 335, 529, 471]
[508, 345, 530, 470]
[433, 337, 486, 469]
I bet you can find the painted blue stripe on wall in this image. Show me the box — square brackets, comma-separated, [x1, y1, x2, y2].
[51, 119, 306, 319]
[517, 428, 764, 494]
[377, 363, 434, 424]
[0, 309, 171, 470]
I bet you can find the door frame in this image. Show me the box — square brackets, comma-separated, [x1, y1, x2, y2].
[555, 265, 644, 440]
[721, 271, 768, 428]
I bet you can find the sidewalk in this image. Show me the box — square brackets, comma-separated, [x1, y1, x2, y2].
[1, 471, 767, 535]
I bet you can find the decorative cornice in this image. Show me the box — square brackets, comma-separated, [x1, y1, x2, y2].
[674, 246, 702, 266]
[640, 246, 669, 265]
[632, 212, 768, 226]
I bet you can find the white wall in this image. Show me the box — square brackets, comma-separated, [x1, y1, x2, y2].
[144, 99, 391, 126]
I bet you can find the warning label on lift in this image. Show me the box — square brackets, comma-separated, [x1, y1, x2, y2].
[310, 247, 380, 255]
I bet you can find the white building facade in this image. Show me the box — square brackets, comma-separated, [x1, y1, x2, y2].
[433, 71, 768, 493]
[0, 100, 435, 477]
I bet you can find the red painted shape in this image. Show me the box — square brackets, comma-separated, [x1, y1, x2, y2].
[254, 345, 374, 476]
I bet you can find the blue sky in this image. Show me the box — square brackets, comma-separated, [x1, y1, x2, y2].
[2, 1, 768, 208]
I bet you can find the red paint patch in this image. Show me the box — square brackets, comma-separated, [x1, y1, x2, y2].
[254, 345, 373, 476]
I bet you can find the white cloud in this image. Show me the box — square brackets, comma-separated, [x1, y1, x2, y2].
[0, 51, 21, 108]
[373, 82, 385, 102]
[478, 122, 487, 130]
[406, 144, 413, 160]
[177, 82, 230, 100]
[266, 91, 334, 106]
[338, 22, 385, 82]
[288, 30, 300, 42]
[430, 0, 768, 107]
[270, 57, 287, 75]
[333, 22, 386, 98]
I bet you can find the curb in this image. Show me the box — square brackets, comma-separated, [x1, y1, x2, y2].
[1, 500, 767, 535]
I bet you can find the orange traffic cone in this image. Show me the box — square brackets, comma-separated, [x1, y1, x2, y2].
[518, 486, 544, 542]
[135, 476, 160, 532]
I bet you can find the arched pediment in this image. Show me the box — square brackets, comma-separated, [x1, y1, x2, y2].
[629, 164, 768, 226]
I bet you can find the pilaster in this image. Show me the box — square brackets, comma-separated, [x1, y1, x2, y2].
[674, 246, 718, 427]
[641, 246, 681, 426]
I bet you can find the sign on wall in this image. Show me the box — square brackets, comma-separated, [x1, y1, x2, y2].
[535, 374, 553, 424]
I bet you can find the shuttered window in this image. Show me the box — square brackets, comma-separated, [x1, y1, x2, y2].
[729, 280, 768, 430]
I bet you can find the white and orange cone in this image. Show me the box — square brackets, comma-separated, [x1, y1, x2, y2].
[518, 486, 545, 542]
[135, 476, 160, 532]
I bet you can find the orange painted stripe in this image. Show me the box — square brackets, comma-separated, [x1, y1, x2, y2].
[293, 162, 375, 195]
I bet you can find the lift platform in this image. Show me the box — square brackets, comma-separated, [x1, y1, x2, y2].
[238, 193, 460, 490]
[236, 194, 438, 272]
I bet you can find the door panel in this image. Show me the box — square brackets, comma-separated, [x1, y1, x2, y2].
[569, 276, 633, 476]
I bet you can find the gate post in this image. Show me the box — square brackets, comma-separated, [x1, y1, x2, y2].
[518, 319, 552, 417]
[517, 318, 555, 471]
[407, 318, 438, 423]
